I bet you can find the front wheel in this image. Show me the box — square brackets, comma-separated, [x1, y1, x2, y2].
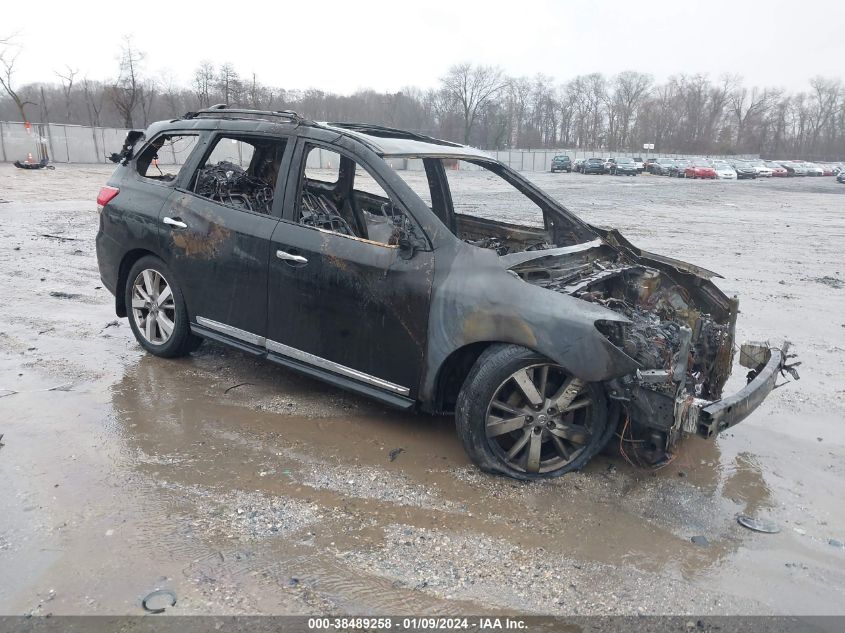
[456, 344, 609, 480]
[125, 255, 202, 358]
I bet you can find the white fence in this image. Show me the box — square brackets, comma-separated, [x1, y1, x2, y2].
[0, 121, 129, 165]
[0, 120, 758, 170]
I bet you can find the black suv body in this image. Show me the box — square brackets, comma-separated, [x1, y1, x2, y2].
[550, 155, 572, 173]
[96, 107, 795, 479]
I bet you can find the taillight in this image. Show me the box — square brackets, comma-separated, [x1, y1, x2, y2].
[97, 186, 119, 213]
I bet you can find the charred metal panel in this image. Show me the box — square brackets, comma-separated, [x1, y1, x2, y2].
[698, 347, 784, 437]
[160, 191, 280, 337]
[420, 240, 639, 405]
[267, 221, 433, 396]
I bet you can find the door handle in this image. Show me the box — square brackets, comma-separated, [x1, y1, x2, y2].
[276, 250, 308, 264]
[163, 216, 187, 229]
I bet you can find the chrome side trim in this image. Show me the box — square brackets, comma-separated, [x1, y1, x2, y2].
[196, 316, 266, 347]
[195, 316, 411, 397]
[266, 338, 410, 396]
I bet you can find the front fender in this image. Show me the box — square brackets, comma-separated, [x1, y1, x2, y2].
[420, 244, 639, 402]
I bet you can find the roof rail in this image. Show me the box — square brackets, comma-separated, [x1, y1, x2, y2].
[327, 122, 463, 147]
[182, 106, 312, 126]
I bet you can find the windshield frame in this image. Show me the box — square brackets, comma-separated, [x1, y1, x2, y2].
[383, 155, 600, 251]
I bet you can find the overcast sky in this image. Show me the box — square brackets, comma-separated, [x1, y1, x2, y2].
[4, 0, 843, 94]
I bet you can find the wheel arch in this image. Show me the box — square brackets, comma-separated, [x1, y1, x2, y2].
[115, 248, 161, 317]
[429, 341, 496, 414]
[429, 340, 582, 415]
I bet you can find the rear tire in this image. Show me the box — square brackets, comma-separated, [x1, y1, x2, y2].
[456, 344, 609, 480]
[125, 255, 203, 358]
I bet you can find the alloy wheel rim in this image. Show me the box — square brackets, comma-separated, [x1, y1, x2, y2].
[485, 364, 595, 474]
[131, 269, 176, 345]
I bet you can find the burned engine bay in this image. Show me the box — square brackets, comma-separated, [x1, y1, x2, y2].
[509, 242, 738, 463]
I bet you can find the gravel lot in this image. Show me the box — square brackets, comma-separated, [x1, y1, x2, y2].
[1, 164, 844, 617]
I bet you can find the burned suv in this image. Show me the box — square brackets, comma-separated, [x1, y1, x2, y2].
[96, 107, 797, 480]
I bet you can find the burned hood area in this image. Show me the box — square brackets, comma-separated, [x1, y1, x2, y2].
[459, 210, 791, 465]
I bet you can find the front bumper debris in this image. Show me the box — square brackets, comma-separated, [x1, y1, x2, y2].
[675, 342, 800, 439]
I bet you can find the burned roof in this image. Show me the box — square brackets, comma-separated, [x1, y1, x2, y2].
[178, 106, 491, 161]
[318, 122, 492, 160]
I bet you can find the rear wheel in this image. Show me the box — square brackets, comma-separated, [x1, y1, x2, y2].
[456, 344, 609, 480]
[125, 256, 202, 358]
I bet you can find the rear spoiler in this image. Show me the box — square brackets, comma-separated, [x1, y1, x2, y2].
[109, 130, 145, 165]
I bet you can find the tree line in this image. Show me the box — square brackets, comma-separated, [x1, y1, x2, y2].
[2, 36, 843, 159]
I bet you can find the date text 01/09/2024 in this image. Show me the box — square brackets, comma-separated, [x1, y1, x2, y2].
[306, 617, 528, 630]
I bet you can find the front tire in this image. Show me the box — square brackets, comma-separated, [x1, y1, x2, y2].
[125, 255, 202, 358]
[456, 344, 609, 480]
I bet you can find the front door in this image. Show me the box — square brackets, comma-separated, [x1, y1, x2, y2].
[266, 142, 433, 398]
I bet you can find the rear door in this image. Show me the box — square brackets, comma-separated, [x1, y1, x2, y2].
[265, 140, 433, 400]
[114, 131, 205, 258]
[158, 132, 292, 342]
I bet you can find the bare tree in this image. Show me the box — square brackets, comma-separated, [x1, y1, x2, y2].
[246, 73, 267, 109]
[807, 77, 842, 151]
[612, 71, 652, 150]
[109, 36, 144, 127]
[528, 75, 558, 147]
[0, 36, 36, 122]
[2, 47, 844, 158]
[192, 61, 214, 108]
[441, 63, 508, 144]
[506, 77, 532, 147]
[38, 85, 50, 124]
[139, 78, 157, 126]
[585, 74, 607, 148]
[55, 65, 79, 122]
[730, 84, 776, 151]
[159, 70, 182, 117]
[217, 63, 241, 106]
[556, 83, 578, 146]
[82, 77, 104, 127]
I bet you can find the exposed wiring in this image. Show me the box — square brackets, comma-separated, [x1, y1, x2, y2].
[617, 412, 676, 471]
[618, 415, 646, 468]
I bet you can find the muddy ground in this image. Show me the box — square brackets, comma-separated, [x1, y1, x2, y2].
[1, 164, 844, 617]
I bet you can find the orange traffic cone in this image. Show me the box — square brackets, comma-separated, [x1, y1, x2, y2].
[25, 153, 34, 164]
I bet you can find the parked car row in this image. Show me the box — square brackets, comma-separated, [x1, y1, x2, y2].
[640, 157, 841, 179]
[556, 155, 843, 180]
